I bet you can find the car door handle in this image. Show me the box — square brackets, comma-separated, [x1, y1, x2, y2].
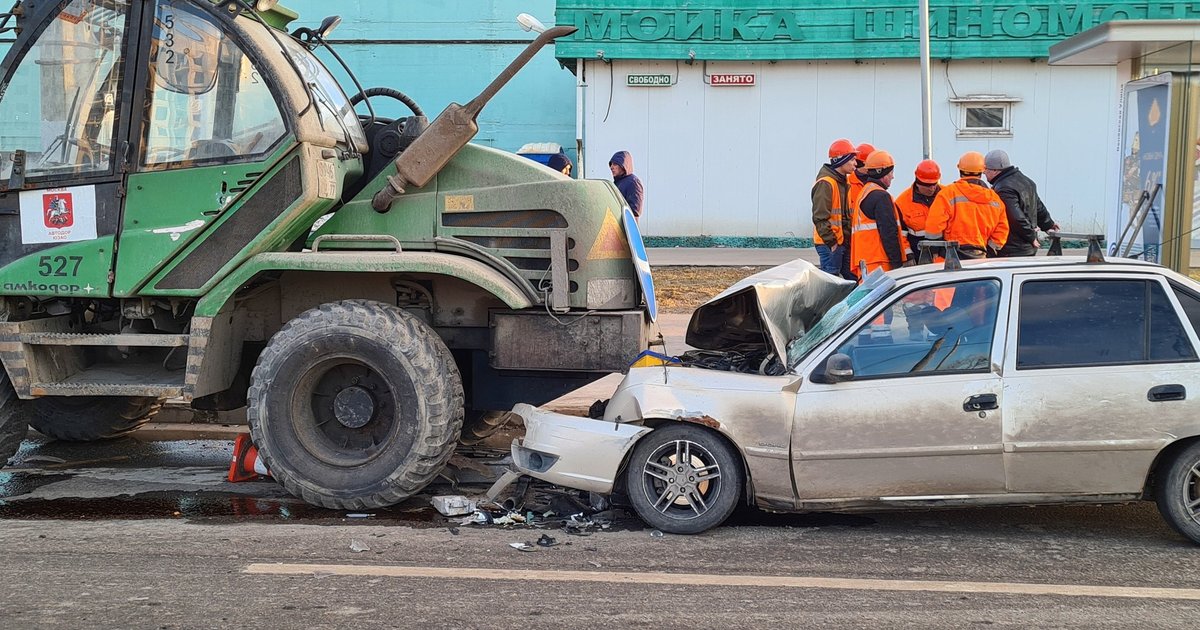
[1148, 384, 1186, 402]
[964, 393, 998, 412]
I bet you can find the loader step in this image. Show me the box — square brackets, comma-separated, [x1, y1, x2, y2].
[18, 332, 190, 347]
[29, 362, 184, 398]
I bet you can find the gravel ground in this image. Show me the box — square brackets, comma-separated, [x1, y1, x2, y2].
[653, 265, 770, 313]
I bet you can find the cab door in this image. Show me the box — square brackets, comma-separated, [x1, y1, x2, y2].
[792, 277, 1009, 501]
[0, 0, 144, 297]
[113, 0, 290, 296]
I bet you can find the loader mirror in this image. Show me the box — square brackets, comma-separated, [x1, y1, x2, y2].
[316, 15, 342, 39]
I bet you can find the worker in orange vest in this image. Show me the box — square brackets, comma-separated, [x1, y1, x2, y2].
[847, 142, 875, 210]
[811, 138, 857, 279]
[895, 159, 942, 256]
[851, 150, 912, 278]
[926, 151, 1009, 259]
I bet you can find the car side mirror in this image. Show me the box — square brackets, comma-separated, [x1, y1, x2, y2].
[824, 353, 854, 383]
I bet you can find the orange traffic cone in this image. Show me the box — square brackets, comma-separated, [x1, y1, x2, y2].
[227, 434, 271, 482]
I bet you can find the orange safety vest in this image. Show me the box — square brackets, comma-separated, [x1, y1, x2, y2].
[811, 176, 846, 245]
[895, 186, 934, 240]
[926, 180, 1010, 252]
[848, 171, 865, 211]
[850, 182, 908, 278]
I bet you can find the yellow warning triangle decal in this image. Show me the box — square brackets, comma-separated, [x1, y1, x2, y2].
[587, 208, 631, 260]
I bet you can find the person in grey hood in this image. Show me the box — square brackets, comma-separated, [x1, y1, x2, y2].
[609, 151, 645, 219]
[984, 150, 1059, 257]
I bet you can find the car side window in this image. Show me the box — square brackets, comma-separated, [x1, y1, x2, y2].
[832, 279, 1001, 379]
[1171, 284, 1200, 337]
[1016, 279, 1197, 369]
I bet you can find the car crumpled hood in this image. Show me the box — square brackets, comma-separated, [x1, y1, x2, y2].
[685, 259, 856, 359]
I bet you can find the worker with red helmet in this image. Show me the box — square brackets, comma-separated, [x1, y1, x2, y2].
[811, 138, 857, 279]
[847, 142, 875, 210]
[895, 159, 943, 255]
[850, 150, 912, 277]
[926, 151, 1009, 259]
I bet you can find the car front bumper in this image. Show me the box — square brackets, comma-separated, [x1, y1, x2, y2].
[509, 403, 652, 494]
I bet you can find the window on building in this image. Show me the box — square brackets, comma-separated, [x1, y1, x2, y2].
[951, 96, 1018, 139]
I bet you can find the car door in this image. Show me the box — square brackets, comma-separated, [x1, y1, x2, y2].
[792, 276, 1008, 501]
[1002, 273, 1200, 494]
[0, 0, 144, 297]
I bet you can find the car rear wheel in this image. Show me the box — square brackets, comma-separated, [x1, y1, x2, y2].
[1155, 441, 1200, 544]
[624, 423, 742, 534]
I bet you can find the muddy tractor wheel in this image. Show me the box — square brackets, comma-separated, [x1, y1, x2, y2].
[1155, 440, 1200, 545]
[624, 423, 743, 535]
[248, 300, 464, 510]
[0, 371, 26, 464]
[23, 396, 163, 442]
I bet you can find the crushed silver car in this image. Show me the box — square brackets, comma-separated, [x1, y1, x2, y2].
[502, 257, 1200, 539]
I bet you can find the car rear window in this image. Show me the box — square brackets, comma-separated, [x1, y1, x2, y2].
[1017, 279, 1197, 369]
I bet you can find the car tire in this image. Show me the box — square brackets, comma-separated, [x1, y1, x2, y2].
[624, 423, 742, 534]
[248, 300, 464, 510]
[1155, 440, 1200, 544]
[0, 371, 26, 464]
[22, 396, 163, 442]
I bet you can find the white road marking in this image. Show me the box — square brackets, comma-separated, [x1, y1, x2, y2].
[244, 564, 1200, 601]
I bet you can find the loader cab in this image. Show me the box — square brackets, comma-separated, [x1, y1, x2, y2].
[0, 0, 362, 297]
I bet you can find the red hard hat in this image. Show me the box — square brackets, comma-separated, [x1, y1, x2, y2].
[828, 138, 855, 159]
[855, 142, 876, 162]
[915, 159, 941, 184]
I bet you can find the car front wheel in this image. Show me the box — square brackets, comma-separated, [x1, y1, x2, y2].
[1155, 441, 1200, 544]
[624, 423, 742, 534]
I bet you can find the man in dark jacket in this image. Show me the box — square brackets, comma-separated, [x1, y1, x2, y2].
[609, 151, 645, 219]
[984, 150, 1059, 257]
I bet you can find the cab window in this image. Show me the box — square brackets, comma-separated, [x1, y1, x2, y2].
[0, 0, 131, 180]
[140, 0, 285, 168]
[832, 279, 1001, 379]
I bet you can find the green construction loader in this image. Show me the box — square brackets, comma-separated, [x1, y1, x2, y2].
[0, 0, 656, 509]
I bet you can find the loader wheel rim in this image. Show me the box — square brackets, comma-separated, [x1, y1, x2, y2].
[295, 357, 398, 467]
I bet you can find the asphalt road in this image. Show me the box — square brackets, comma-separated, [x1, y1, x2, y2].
[2, 437, 1200, 628]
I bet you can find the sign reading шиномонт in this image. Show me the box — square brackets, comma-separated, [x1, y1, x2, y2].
[554, 1, 1200, 60]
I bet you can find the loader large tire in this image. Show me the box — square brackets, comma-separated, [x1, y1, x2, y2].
[248, 300, 464, 510]
[0, 371, 26, 464]
[23, 396, 162, 442]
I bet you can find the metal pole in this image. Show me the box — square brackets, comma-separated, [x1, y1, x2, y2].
[576, 58, 586, 179]
[918, 0, 933, 159]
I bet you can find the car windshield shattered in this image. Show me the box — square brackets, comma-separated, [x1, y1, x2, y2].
[786, 269, 895, 366]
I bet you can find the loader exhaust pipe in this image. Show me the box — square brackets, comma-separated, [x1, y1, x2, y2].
[371, 25, 578, 212]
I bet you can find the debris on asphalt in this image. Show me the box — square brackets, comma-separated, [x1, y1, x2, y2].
[349, 539, 371, 553]
[587, 560, 602, 568]
[509, 542, 538, 552]
[650, 530, 664, 538]
[23, 455, 66, 465]
[431, 495, 477, 517]
[536, 534, 560, 548]
[346, 513, 374, 519]
[447, 527, 460, 536]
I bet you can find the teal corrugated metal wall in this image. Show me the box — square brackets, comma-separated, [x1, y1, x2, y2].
[288, 1, 575, 158]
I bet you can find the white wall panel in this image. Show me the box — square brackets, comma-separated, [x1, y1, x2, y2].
[583, 59, 1121, 238]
